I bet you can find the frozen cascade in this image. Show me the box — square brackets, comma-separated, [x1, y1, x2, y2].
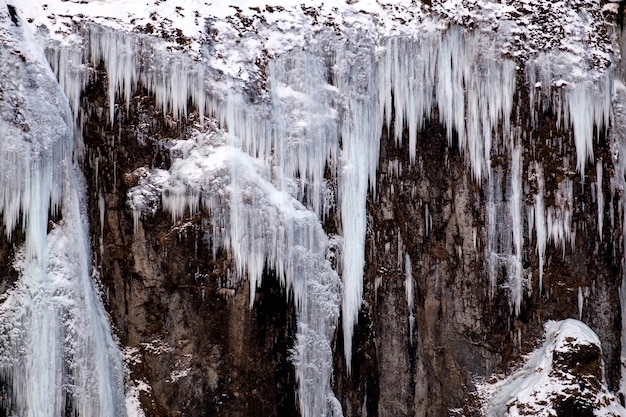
[50, 17, 591, 358]
[129, 132, 342, 417]
[0, 4, 125, 417]
[44, 21, 524, 367]
[28, 1, 621, 410]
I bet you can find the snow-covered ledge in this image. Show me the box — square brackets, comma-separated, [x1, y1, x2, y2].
[482, 319, 626, 417]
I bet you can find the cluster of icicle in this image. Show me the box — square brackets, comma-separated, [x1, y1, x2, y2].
[139, 133, 343, 417]
[128, 50, 345, 417]
[0, 3, 125, 417]
[42, 9, 616, 417]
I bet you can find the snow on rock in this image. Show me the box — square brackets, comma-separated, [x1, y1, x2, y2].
[482, 319, 626, 417]
[128, 129, 343, 417]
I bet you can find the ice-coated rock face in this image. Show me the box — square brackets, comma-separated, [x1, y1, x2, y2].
[2, 0, 626, 417]
[484, 319, 626, 417]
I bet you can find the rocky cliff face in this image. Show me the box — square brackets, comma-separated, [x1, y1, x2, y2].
[81, 77, 300, 416]
[3, 0, 626, 416]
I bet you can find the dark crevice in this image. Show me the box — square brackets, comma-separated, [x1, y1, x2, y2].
[7, 5, 18, 26]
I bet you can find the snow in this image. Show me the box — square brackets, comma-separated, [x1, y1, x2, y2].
[125, 381, 148, 417]
[483, 319, 626, 417]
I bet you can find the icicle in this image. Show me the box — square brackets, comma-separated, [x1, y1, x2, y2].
[578, 286, 584, 320]
[510, 146, 523, 316]
[546, 176, 575, 254]
[425, 203, 431, 237]
[268, 50, 339, 218]
[534, 163, 547, 294]
[597, 161, 604, 241]
[99, 191, 105, 256]
[45, 45, 87, 121]
[43, 24, 210, 126]
[404, 254, 415, 341]
[527, 55, 612, 176]
[485, 165, 499, 300]
[334, 34, 382, 372]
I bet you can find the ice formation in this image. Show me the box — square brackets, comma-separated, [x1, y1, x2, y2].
[0, 2, 125, 416]
[405, 254, 415, 340]
[5, 0, 624, 415]
[130, 133, 343, 417]
[611, 80, 626, 401]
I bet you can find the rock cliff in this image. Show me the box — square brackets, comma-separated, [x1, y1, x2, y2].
[2, 0, 626, 416]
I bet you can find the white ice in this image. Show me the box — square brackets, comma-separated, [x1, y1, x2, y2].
[0, 3, 126, 416]
[14, 0, 623, 413]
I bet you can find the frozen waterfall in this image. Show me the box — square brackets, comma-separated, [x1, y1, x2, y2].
[3, 0, 625, 415]
[0, 2, 125, 416]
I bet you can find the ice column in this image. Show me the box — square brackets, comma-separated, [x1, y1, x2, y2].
[0, 5, 126, 416]
[533, 163, 547, 294]
[405, 254, 415, 340]
[485, 147, 524, 315]
[334, 35, 382, 370]
[597, 161, 604, 241]
[510, 146, 524, 316]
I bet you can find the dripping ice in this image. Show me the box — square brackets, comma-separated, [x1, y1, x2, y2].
[0, 3, 126, 416]
[30, 1, 619, 414]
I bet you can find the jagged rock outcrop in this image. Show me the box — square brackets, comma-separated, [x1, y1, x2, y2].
[480, 319, 626, 417]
